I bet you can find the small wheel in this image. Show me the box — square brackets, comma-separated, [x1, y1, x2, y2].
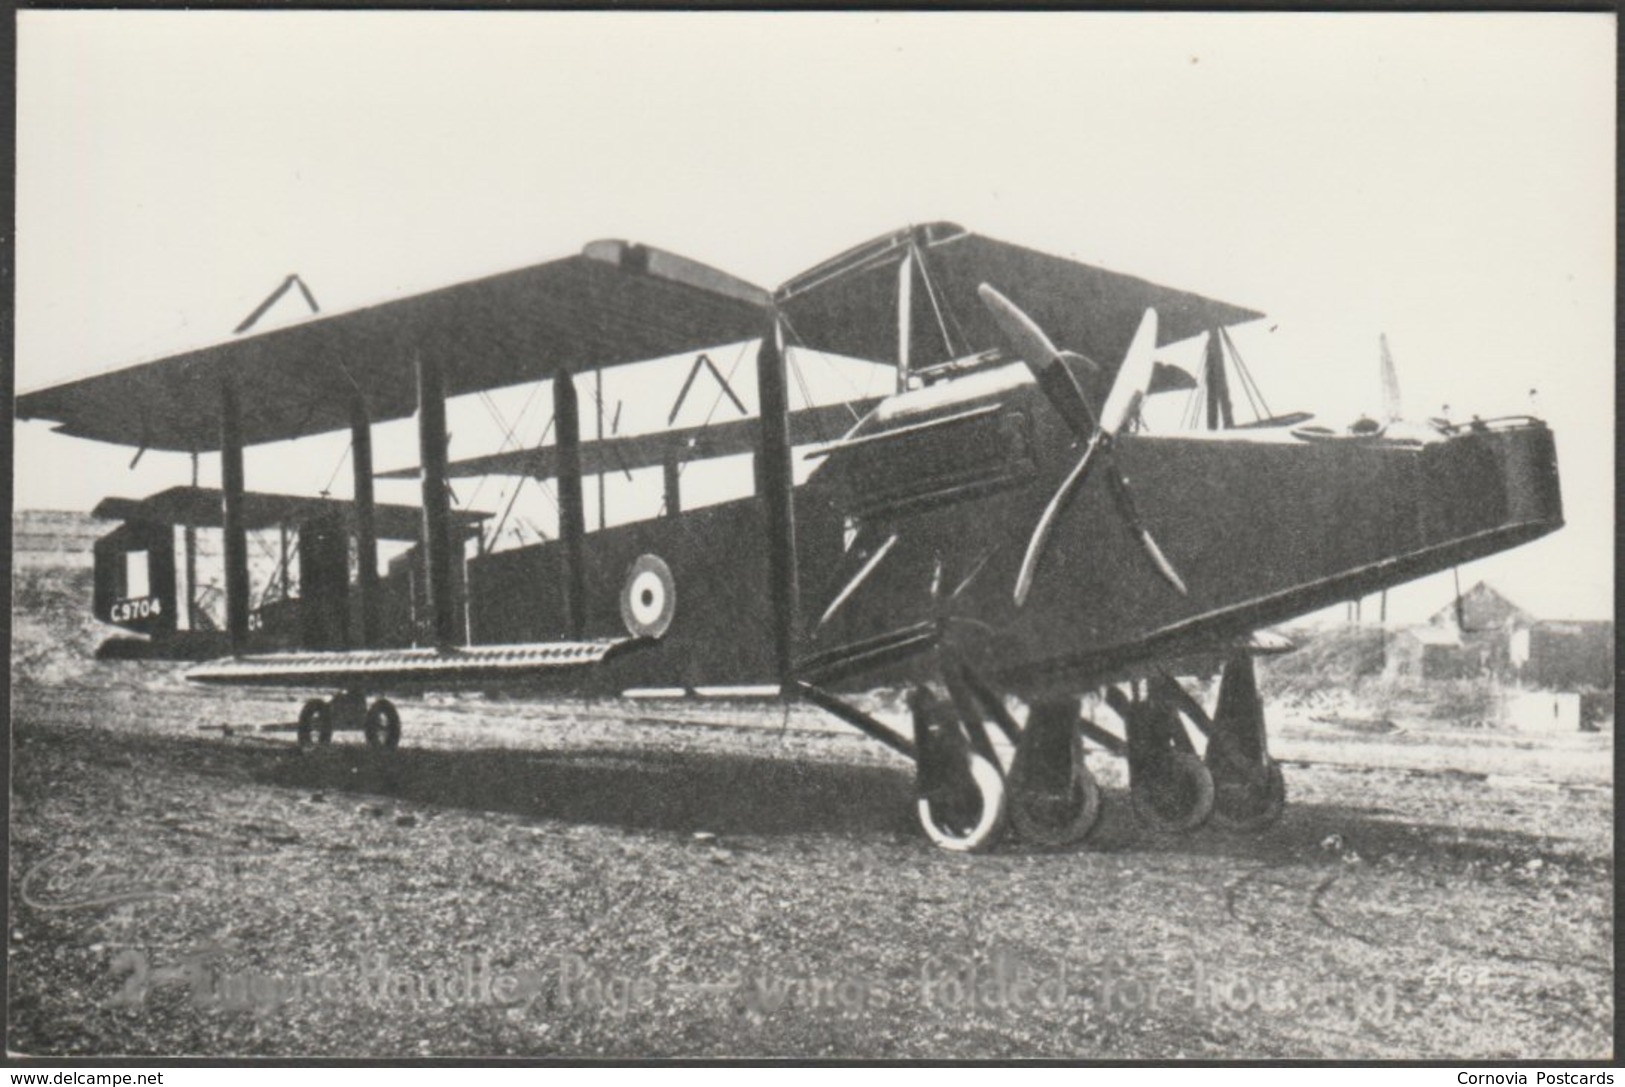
[1009, 720, 1103, 847]
[1209, 755, 1287, 832]
[916, 752, 1008, 853]
[297, 699, 329, 752]
[363, 698, 401, 751]
[1130, 750, 1215, 834]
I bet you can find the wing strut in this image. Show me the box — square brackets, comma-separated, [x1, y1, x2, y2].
[220, 378, 250, 654]
[755, 315, 798, 689]
[416, 351, 458, 647]
[350, 393, 380, 648]
[1204, 329, 1233, 430]
[554, 373, 587, 638]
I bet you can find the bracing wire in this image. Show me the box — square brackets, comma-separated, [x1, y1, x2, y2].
[321, 442, 352, 497]
[1222, 327, 1274, 422]
[913, 242, 966, 362]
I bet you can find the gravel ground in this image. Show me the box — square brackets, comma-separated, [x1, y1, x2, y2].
[7, 668, 1614, 1059]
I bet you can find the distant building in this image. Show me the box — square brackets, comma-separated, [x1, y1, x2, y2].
[1426, 580, 1535, 634]
[1515, 620, 1614, 691]
[1384, 624, 1484, 682]
[12, 509, 102, 569]
[1383, 581, 1529, 681]
[1423, 581, 1532, 676]
[1381, 580, 1613, 696]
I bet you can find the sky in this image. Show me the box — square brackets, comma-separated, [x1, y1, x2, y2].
[13, 11, 1615, 622]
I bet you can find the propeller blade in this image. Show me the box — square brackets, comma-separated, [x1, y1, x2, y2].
[1035, 358, 1099, 437]
[1100, 308, 1159, 436]
[979, 283, 1061, 374]
[979, 284, 1098, 436]
[1380, 333, 1403, 422]
[1055, 349, 1100, 376]
[1105, 464, 1188, 596]
[1014, 432, 1105, 606]
[985, 299, 1186, 606]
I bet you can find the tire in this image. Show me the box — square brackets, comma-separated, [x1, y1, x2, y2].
[916, 752, 1008, 853]
[363, 698, 401, 751]
[1130, 750, 1215, 834]
[1209, 756, 1287, 832]
[297, 699, 329, 752]
[1008, 723, 1103, 848]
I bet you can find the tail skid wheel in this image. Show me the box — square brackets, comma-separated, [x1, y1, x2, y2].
[1208, 753, 1287, 832]
[1130, 751, 1214, 834]
[916, 752, 1008, 853]
[296, 698, 332, 751]
[364, 698, 401, 751]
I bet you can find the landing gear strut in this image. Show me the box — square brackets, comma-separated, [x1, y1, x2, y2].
[1204, 657, 1286, 830]
[1007, 698, 1102, 847]
[1112, 681, 1215, 834]
[909, 687, 1007, 852]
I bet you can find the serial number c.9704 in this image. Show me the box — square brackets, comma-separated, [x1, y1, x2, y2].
[110, 597, 162, 622]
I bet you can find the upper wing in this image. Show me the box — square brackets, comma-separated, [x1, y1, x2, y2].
[776, 222, 1264, 373]
[17, 241, 771, 453]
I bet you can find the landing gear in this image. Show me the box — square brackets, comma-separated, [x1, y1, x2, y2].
[1204, 657, 1286, 831]
[291, 691, 400, 750]
[906, 674, 1107, 851]
[1114, 681, 1215, 834]
[1209, 755, 1286, 831]
[1007, 698, 1102, 847]
[1130, 750, 1215, 833]
[364, 698, 402, 751]
[812, 657, 1287, 852]
[909, 687, 1007, 852]
[296, 698, 333, 751]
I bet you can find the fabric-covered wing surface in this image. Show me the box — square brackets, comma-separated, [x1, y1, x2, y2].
[775, 223, 1263, 371]
[18, 242, 771, 452]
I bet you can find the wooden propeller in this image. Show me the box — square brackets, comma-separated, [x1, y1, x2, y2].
[978, 285, 1188, 607]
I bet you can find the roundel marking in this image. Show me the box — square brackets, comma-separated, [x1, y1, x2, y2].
[619, 554, 676, 639]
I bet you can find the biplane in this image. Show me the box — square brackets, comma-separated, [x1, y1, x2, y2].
[17, 222, 1563, 851]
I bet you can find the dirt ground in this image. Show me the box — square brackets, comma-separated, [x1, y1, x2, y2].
[6, 660, 1613, 1059]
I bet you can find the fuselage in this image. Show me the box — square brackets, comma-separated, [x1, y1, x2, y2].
[464, 363, 1561, 698]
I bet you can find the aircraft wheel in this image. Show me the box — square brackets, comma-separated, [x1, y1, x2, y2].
[297, 699, 331, 751]
[1208, 753, 1287, 832]
[916, 752, 1008, 853]
[364, 698, 401, 751]
[1130, 751, 1214, 834]
[1008, 705, 1102, 847]
[1010, 760, 1101, 847]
